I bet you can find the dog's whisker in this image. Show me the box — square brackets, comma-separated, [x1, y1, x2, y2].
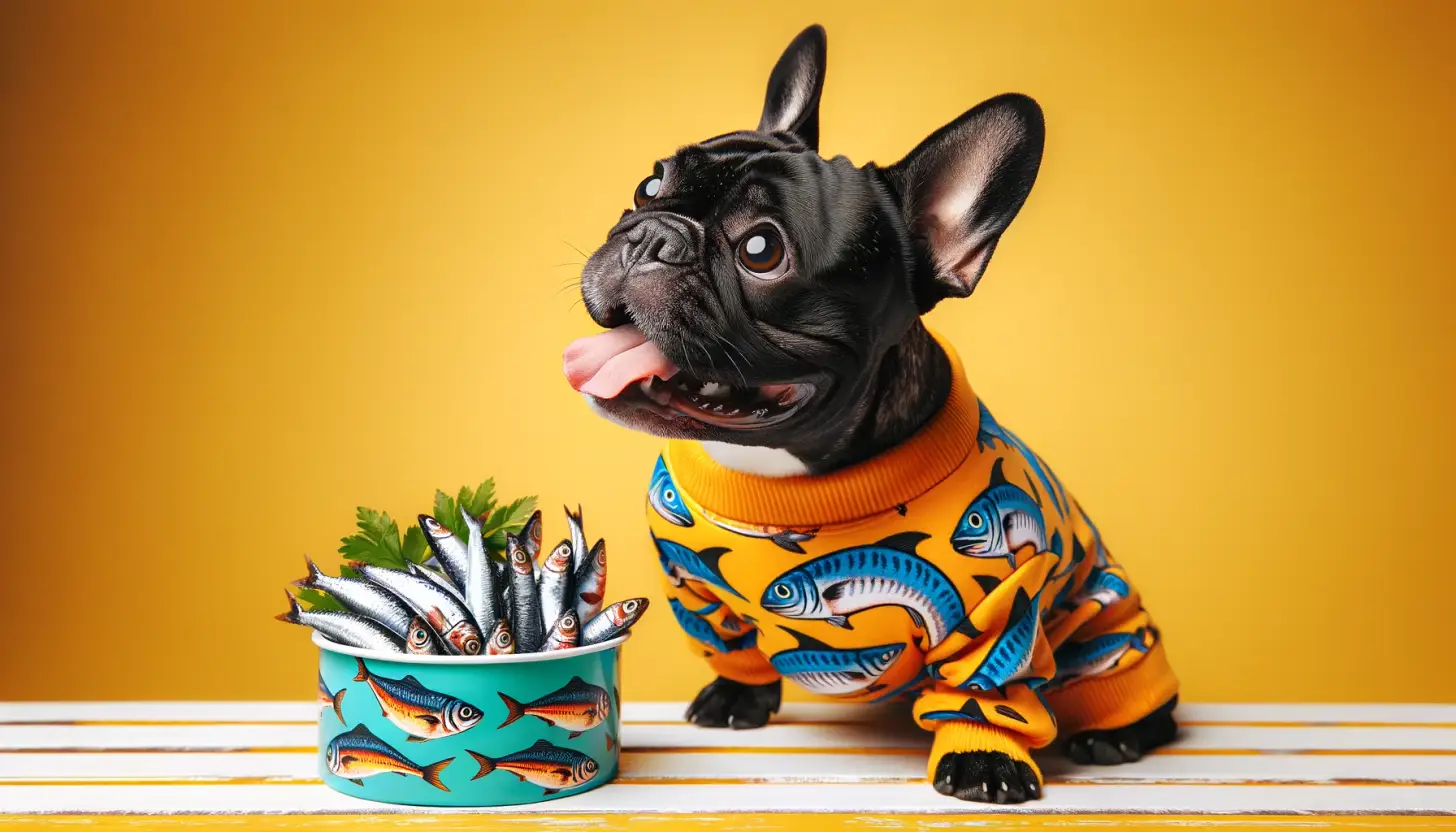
[714, 333, 751, 388]
[558, 239, 592, 260]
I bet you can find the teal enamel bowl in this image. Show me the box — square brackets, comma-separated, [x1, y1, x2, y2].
[312, 631, 625, 807]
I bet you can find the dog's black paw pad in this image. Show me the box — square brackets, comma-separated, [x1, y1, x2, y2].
[684, 677, 781, 730]
[932, 751, 1040, 804]
[1067, 731, 1143, 765]
[1066, 696, 1180, 766]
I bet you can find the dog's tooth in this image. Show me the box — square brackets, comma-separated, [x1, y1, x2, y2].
[700, 381, 725, 397]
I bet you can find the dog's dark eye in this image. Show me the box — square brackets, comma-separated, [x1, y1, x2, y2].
[634, 164, 665, 209]
[737, 225, 787, 278]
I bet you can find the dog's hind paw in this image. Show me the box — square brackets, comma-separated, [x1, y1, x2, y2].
[684, 677, 781, 730]
[1066, 695, 1179, 765]
[932, 750, 1042, 804]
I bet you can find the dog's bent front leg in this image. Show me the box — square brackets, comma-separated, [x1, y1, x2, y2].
[657, 554, 781, 730]
[915, 683, 1057, 804]
[914, 549, 1063, 804]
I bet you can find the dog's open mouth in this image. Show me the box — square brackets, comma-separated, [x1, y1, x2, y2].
[563, 326, 813, 429]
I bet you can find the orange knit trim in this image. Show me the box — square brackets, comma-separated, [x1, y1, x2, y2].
[1044, 642, 1180, 735]
[664, 332, 980, 527]
[927, 721, 1042, 784]
[707, 648, 781, 686]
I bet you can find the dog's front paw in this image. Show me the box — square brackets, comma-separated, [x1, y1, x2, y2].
[932, 750, 1042, 804]
[684, 677, 781, 730]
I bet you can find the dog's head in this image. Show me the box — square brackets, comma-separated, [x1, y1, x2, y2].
[565, 25, 1044, 458]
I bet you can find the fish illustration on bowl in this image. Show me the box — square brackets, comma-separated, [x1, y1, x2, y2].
[467, 739, 601, 797]
[324, 724, 453, 791]
[498, 676, 611, 738]
[352, 658, 484, 742]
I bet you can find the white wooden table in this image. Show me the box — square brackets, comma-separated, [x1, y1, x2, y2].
[1, 701, 1454, 830]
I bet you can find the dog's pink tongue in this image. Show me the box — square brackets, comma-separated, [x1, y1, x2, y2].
[563, 326, 680, 398]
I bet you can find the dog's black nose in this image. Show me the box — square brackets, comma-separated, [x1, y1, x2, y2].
[622, 217, 697, 269]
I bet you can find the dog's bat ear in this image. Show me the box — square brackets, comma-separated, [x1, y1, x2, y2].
[757, 24, 827, 150]
[888, 93, 1045, 313]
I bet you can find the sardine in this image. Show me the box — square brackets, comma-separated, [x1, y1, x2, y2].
[538, 539, 574, 628]
[507, 532, 544, 653]
[649, 455, 694, 526]
[759, 532, 965, 647]
[668, 598, 756, 654]
[977, 401, 1069, 519]
[951, 458, 1047, 567]
[703, 515, 817, 554]
[295, 556, 415, 640]
[325, 723, 452, 791]
[404, 617, 442, 655]
[353, 657, 483, 741]
[963, 587, 1046, 691]
[769, 628, 905, 697]
[466, 739, 599, 796]
[572, 537, 607, 622]
[581, 598, 649, 646]
[1069, 567, 1130, 608]
[459, 508, 500, 635]
[486, 619, 516, 655]
[276, 592, 405, 654]
[1051, 628, 1153, 688]
[652, 534, 744, 600]
[542, 609, 580, 652]
[407, 561, 467, 606]
[521, 509, 543, 562]
[355, 565, 482, 656]
[497, 676, 610, 737]
[564, 505, 588, 575]
[418, 514, 470, 590]
[318, 672, 346, 723]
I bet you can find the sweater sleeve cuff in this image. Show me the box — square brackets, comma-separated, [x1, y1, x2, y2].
[707, 647, 781, 686]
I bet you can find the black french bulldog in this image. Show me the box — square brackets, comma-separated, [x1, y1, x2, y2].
[565, 24, 1177, 803]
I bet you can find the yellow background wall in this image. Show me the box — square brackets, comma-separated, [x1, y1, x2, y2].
[2, 0, 1452, 704]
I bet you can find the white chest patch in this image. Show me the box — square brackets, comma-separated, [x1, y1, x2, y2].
[701, 442, 811, 478]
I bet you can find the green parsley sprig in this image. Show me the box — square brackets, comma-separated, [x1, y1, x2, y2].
[293, 479, 538, 611]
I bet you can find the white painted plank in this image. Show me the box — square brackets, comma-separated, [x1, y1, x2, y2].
[0, 753, 321, 780]
[0, 782, 1454, 814]
[0, 702, 318, 724]
[0, 725, 317, 751]
[1, 750, 1450, 785]
[6, 701, 1456, 725]
[5, 721, 1456, 752]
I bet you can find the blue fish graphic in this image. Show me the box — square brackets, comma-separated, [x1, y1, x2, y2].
[653, 534, 745, 600]
[1052, 628, 1152, 687]
[952, 458, 1047, 567]
[702, 514, 818, 553]
[769, 626, 906, 697]
[760, 532, 966, 647]
[1069, 567, 1130, 608]
[649, 456, 694, 527]
[962, 586, 1047, 692]
[977, 401, 1067, 519]
[668, 598, 758, 653]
